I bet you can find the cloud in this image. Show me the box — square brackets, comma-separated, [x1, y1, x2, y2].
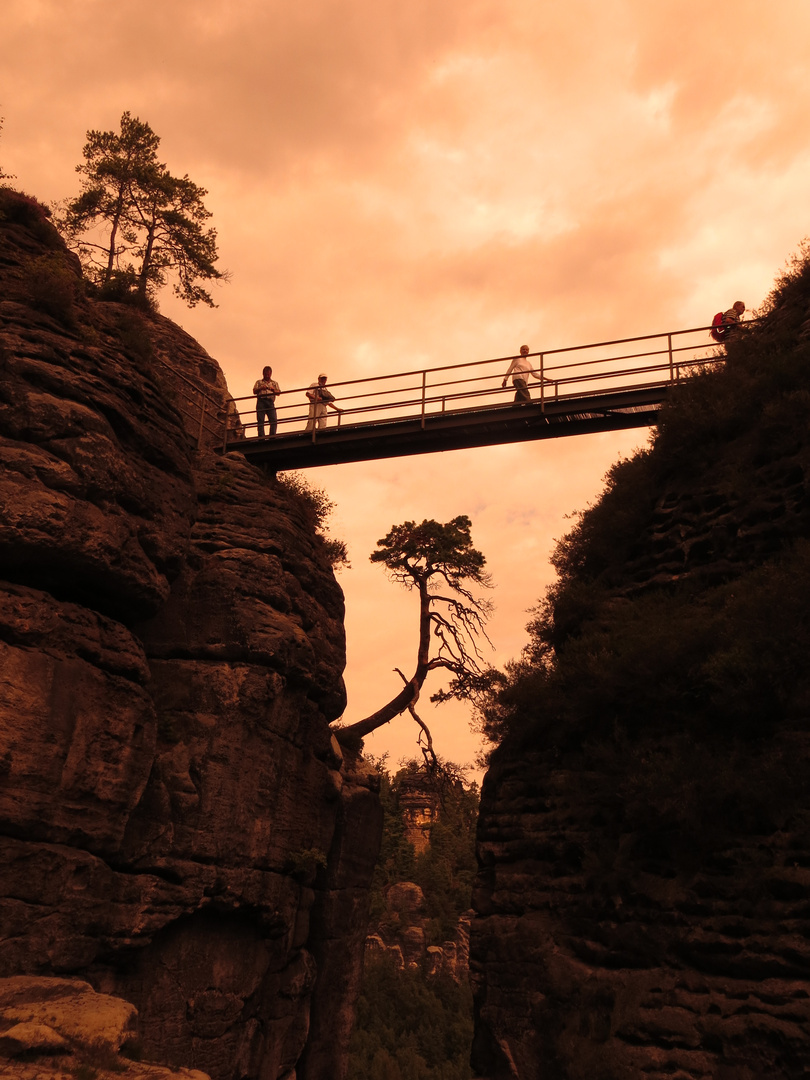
[4, 0, 810, 770]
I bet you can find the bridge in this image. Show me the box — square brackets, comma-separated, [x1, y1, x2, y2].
[173, 325, 726, 471]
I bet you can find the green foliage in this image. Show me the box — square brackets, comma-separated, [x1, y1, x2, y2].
[275, 471, 350, 570]
[485, 540, 810, 753]
[412, 786, 479, 944]
[22, 252, 83, 326]
[371, 516, 489, 592]
[0, 186, 59, 245]
[369, 761, 479, 946]
[343, 517, 494, 742]
[287, 846, 328, 881]
[115, 310, 155, 364]
[61, 111, 226, 308]
[276, 470, 335, 529]
[354, 761, 478, 1075]
[321, 535, 351, 572]
[550, 451, 658, 589]
[95, 266, 155, 310]
[478, 243, 810, 758]
[349, 954, 473, 1080]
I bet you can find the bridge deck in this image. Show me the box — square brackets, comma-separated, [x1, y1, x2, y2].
[226, 384, 667, 470]
[176, 323, 728, 470]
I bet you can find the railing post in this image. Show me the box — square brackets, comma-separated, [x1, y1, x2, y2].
[421, 370, 427, 429]
[667, 333, 674, 382]
[539, 354, 545, 412]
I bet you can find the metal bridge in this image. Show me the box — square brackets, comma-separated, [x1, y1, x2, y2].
[174, 324, 726, 471]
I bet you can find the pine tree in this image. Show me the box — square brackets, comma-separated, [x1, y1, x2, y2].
[61, 112, 225, 308]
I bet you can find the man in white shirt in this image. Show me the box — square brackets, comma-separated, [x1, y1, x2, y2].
[502, 345, 547, 404]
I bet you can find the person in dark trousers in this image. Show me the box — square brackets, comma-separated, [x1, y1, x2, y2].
[502, 345, 548, 403]
[253, 366, 281, 437]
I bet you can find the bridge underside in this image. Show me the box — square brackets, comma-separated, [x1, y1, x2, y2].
[224, 386, 665, 471]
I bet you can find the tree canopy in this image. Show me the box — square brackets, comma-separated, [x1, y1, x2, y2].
[337, 516, 495, 755]
[60, 111, 226, 308]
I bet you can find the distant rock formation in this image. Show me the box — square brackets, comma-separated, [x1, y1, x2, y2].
[471, 270, 810, 1076]
[398, 769, 441, 854]
[0, 189, 382, 1080]
[366, 882, 471, 981]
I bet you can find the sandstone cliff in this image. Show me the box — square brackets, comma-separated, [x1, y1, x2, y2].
[0, 188, 382, 1080]
[471, 262, 810, 1078]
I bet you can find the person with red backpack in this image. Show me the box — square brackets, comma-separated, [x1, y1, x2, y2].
[710, 300, 745, 342]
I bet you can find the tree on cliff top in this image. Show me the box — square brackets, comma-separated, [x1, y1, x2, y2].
[336, 516, 496, 761]
[60, 111, 226, 308]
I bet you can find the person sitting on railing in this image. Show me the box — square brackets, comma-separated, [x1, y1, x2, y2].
[305, 373, 343, 431]
[502, 345, 549, 404]
[253, 365, 281, 437]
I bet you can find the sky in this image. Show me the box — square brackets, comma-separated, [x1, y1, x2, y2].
[4, 0, 810, 778]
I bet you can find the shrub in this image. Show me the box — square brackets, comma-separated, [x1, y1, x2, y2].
[94, 267, 157, 311]
[23, 252, 82, 326]
[276, 471, 350, 570]
[349, 954, 473, 1080]
[115, 310, 155, 364]
[276, 470, 334, 530]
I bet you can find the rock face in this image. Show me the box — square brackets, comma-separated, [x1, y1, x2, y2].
[0, 189, 382, 1080]
[471, 278, 810, 1077]
[399, 771, 441, 855]
[0, 975, 209, 1080]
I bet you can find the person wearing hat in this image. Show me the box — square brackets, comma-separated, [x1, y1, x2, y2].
[305, 373, 343, 431]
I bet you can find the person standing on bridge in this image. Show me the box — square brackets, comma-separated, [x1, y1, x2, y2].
[253, 365, 281, 437]
[502, 345, 547, 404]
[305, 373, 343, 431]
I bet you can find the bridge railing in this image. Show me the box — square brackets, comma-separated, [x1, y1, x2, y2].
[224, 323, 730, 447]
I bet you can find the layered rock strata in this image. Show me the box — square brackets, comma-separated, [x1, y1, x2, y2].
[471, 287, 810, 1077]
[0, 190, 381, 1080]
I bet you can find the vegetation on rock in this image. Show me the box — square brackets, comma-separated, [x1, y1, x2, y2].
[349, 761, 478, 1080]
[470, 247, 810, 1078]
[337, 517, 496, 757]
[59, 111, 226, 308]
[480, 246, 810, 764]
[370, 761, 479, 944]
[350, 957, 474, 1080]
[276, 470, 350, 570]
